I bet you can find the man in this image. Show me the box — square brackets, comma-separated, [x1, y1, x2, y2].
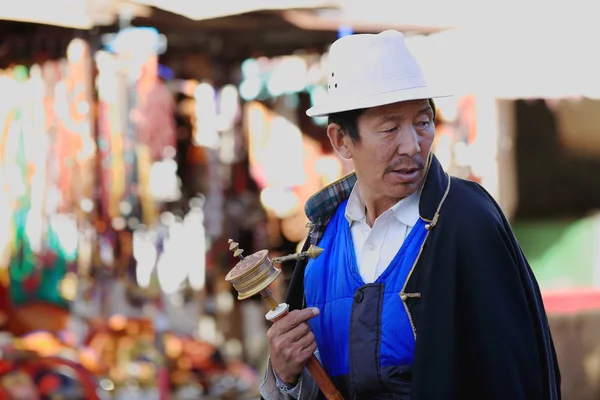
[260, 30, 561, 400]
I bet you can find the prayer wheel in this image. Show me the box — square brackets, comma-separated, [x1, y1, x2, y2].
[225, 240, 343, 400]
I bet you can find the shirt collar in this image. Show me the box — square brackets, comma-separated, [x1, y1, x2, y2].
[344, 181, 421, 227]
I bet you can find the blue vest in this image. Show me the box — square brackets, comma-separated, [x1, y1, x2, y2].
[304, 199, 428, 399]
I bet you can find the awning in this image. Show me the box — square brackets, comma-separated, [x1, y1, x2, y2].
[129, 0, 340, 21]
[0, 0, 151, 29]
[406, 10, 600, 100]
[0, 0, 96, 29]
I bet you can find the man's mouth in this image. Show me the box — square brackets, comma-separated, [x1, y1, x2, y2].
[394, 167, 420, 174]
[389, 167, 421, 183]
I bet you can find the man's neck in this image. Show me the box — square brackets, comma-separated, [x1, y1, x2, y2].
[364, 196, 402, 227]
[357, 181, 423, 228]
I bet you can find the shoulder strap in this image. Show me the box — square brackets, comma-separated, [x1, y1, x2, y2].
[284, 237, 311, 311]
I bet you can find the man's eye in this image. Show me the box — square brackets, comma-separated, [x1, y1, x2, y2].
[416, 121, 431, 128]
[381, 127, 397, 133]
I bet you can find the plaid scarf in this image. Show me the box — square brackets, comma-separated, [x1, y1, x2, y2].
[304, 173, 358, 245]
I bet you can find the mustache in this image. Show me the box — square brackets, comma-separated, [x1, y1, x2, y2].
[385, 156, 426, 173]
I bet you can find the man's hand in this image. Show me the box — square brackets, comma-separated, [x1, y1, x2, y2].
[267, 307, 320, 385]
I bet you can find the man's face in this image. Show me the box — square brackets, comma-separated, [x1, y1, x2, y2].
[330, 100, 435, 202]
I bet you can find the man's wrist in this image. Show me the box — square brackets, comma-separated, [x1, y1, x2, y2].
[279, 374, 300, 387]
[273, 367, 300, 388]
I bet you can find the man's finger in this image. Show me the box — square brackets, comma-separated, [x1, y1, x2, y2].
[276, 308, 320, 333]
[293, 329, 315, 350]
[286, 321, 311, 342]
[301, 340, 318, 357]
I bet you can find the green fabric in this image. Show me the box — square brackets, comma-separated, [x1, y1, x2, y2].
[9, 209, 70, 308]
[6, 66, 70, 308]
[512, 218, 596, 291]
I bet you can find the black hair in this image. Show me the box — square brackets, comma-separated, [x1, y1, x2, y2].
[327, 98, 437, 143]
[327, 108, 366, 143]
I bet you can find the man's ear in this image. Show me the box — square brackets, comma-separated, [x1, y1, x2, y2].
[327, 123, 352, 160]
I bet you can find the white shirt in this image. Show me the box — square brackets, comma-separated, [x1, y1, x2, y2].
[345, 183, 421, 283]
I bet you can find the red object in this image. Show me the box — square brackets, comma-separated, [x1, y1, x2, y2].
[22, 273, 41, 294]
[543, 289, 600, 314]
[8, 302, 69, 337]
[37, 374, 61, 394]
[0, 281, 10, 329]
[158, 366, 171, 400]
[0, 356, 99, 400]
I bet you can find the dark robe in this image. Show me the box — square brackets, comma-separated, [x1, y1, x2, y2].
[284, 155, 561, 400]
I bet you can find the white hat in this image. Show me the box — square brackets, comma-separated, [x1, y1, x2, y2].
[306, 30, 451, 118]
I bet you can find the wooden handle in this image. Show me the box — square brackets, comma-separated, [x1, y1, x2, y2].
[306, 355, 344, 400]
[268, 306, 344, 400]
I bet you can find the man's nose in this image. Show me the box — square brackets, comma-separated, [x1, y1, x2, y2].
[396, 126, 421, 157]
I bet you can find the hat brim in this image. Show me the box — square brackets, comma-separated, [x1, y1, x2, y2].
[306, 86, 453, 118]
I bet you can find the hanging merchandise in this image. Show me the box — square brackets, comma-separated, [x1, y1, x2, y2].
[148, 151, 181, 203]
[96, 49, 126, 223]
[217, 84, 242, 166]
[0, 65, 69, 310]
[97, 27, 176, 228]
[193, 83, 219, 149]
[192, 81, 225, 240]
[52, 39, 96, 217]
[238, 53, 329, 126]
[0, 37, 99, 336]
[203, 148, 224, 241]
[132, 196, 208, 297]
[244, 101, 334, 224]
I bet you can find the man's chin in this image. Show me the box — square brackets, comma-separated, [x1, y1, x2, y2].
[386, 171, 424, 198]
